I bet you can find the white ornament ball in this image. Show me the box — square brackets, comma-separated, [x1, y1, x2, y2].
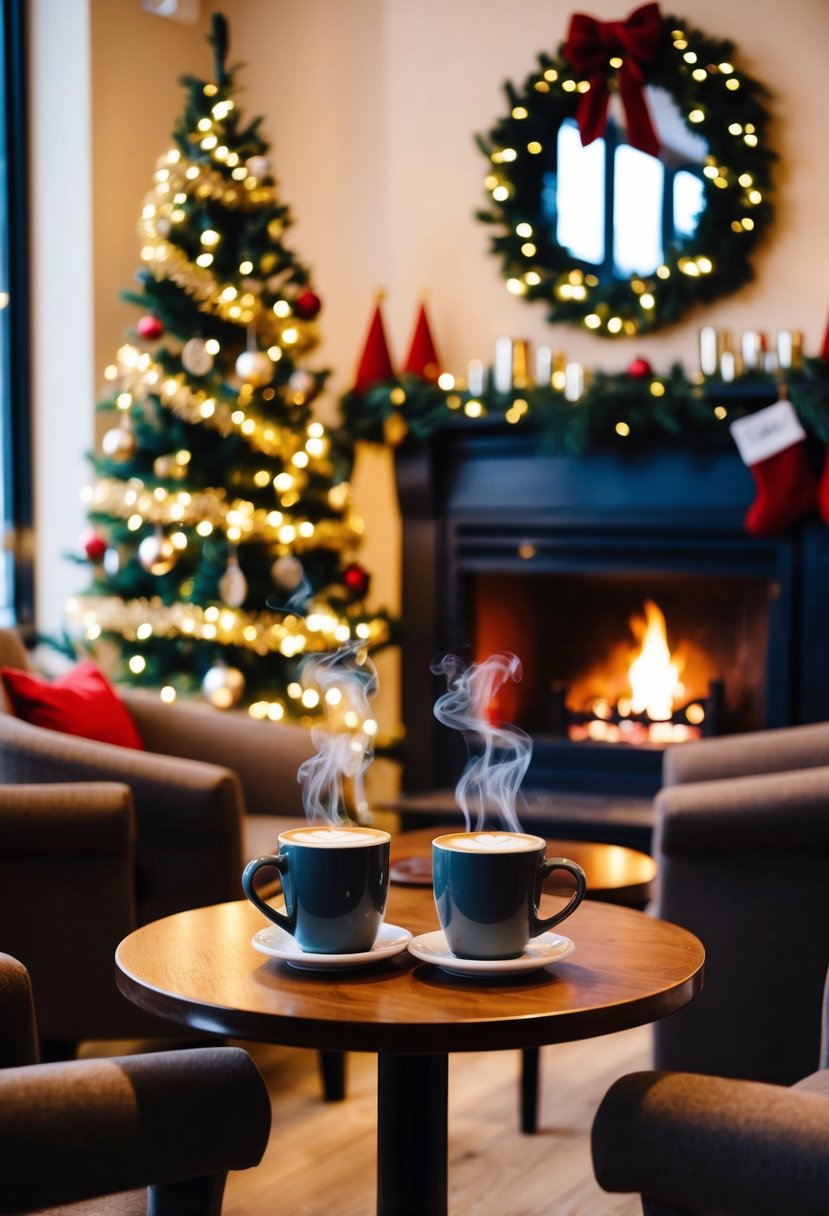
[235, 349, 273, 387]
[246, 155, 270, 180]
[288, 370, 317, 401]
[102, 425, 136, 461]
[271, 554, 305, 593]
[103, 547, 121, 578]
[181, 337, 214, 377]
[137, 532, 178, 576]
[202, 662, 246, 710]
[219, 561, 248, 608]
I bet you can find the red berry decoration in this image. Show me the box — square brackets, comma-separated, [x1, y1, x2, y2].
[137, 314, 164, 341]
[627, 357, 653, 379]
[81, 529, 108, 562]
[342, 561, 370, 602]
[294, 289, 322, 320]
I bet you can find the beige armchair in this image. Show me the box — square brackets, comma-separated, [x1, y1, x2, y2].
[591, 966, 829, 1216]
[0, 952, 271, 1216]
[652, 723, 829, 1086]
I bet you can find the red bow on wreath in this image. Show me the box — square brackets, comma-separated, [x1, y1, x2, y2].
[564, 2, 663, 157]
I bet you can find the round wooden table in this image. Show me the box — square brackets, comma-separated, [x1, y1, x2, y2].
[116, 887, 703, 1216]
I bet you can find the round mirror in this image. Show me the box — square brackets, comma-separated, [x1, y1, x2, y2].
[476, 10, 775, 335]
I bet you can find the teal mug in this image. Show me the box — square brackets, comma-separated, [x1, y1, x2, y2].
[242, 824, 391, 955]
[432, 831, 587, 961]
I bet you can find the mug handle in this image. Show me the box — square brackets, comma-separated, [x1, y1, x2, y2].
[533, 858, 587, 936]
[242, 853, 291, 933]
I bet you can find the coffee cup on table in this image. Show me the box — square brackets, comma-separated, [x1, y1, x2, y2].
[242, 825, 391, 954]
[432, 831, 587, 961]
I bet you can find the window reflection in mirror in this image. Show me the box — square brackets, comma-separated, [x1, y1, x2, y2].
[545, 86, 707, 281]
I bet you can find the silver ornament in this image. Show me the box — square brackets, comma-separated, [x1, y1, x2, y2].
[101, 425, 136, 461]
[138, 531, 178, 576]
[235, 349, 273, 387]
[288, 370, 317, 402]
[181, 337, 214, 377]
[245, 155, 270, 180]
[202, 662, 245, 710]
[271, 554, 304, 592]
[219, 558, 248, 608]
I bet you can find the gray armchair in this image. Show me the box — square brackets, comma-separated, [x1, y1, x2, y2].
[652, 725, 829, 1086]
[0, 627, 315, 1053]
[0, 952, 271, 1216]
[591, 966, 829, 1216]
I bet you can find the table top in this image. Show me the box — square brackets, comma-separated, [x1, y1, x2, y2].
[389, 827, 656, 905]
[116, 886, 703, 1055]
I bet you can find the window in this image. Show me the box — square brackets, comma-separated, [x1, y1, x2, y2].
[1, 0, 33, 628]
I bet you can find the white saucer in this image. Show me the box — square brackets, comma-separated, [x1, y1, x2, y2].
[251, 922, 412, 970]
[407, 929, 575, 977]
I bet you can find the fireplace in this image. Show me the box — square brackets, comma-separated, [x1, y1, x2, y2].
[394, 420, 829, 805]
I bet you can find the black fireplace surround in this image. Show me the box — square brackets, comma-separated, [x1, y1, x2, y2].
[394, 420, 829, 808]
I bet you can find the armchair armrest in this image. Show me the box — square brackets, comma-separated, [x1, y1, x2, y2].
[0, 713, 244, 921]
[592, 1069, 829, 1216]
[662, 721, 829, 787]
[0, 954, 37, 1068]
[0, 1046, 271, 1213]
[122, 691, 315, 817]
[654, 765, 829, 856]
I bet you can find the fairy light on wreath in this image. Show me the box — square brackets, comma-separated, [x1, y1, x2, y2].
[475, 5, 775, 335]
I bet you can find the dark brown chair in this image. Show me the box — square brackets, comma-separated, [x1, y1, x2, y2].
[0, 951, 271, 1216]
[652, 725, 829, 1085]
[591, 966, 829, 1216]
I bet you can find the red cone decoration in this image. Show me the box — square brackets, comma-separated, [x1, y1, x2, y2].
[353, 300, 394, 392]
[403, 302, 441, 381]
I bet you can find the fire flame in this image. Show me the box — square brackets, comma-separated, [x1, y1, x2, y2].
[628, 600, 685, 721]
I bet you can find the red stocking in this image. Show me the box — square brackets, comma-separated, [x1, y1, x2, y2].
[730, 400, 816, 537]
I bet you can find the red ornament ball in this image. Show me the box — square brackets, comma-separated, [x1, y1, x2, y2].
[294, 290, 322, 320]
[627, 356, 653, 379]
[137, 314, 164, 341]
[342, 561, 370, 602]
[81, 529, 108, 563]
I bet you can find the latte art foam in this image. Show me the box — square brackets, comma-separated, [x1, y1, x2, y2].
[434, 831, 543, 853]
[281, 826, 390, 848]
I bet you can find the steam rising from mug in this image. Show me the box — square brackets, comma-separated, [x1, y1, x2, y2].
[431, 652, 531, 832]
[297, 643, 378, 824]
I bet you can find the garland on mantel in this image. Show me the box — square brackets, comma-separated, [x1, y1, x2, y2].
[340, 357, 829, 454]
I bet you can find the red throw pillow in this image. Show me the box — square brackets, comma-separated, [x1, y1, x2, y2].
[1, 661, 144, 749]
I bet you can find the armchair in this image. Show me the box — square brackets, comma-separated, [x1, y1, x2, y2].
[652, 726, 829, 1085]
[591, 967, 829, 1216]
[0, 952, 271, 1215]
[0, 626, 315, 1052]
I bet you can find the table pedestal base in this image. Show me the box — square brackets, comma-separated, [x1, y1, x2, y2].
[377, 1053, 448, 1216]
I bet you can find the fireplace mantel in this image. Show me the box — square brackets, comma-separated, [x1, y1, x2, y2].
[394, 420, 829, 798]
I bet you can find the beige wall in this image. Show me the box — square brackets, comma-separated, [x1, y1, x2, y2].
[31, 0, 829, 730]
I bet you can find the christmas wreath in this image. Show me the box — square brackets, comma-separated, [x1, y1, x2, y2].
[476, 4, 775, 335]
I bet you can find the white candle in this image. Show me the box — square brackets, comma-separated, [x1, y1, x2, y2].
[564, 362, 584, 401]
[720, 350, 736, 382]
[467, 359, 485, 396]
[777, 330, 803, 370]
[493, 336, 514, 394]
[535, 346, 552, 387]
[698, 326, 718, 377]
[741, 330, 764, 373]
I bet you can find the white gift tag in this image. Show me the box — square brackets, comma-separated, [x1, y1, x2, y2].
[730, 399, 806, 466]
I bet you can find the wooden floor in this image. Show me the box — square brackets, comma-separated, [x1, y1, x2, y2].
[222, 1027, 650, 1216]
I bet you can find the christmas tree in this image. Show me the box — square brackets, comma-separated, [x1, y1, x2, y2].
[68, 14, 392, 722]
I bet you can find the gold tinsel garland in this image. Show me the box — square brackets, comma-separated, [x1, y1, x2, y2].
[67, 595, 392, 655]
[138, 152, 318, 353]
[113, 344, 323, 463]
[85, 476, 362, 549]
